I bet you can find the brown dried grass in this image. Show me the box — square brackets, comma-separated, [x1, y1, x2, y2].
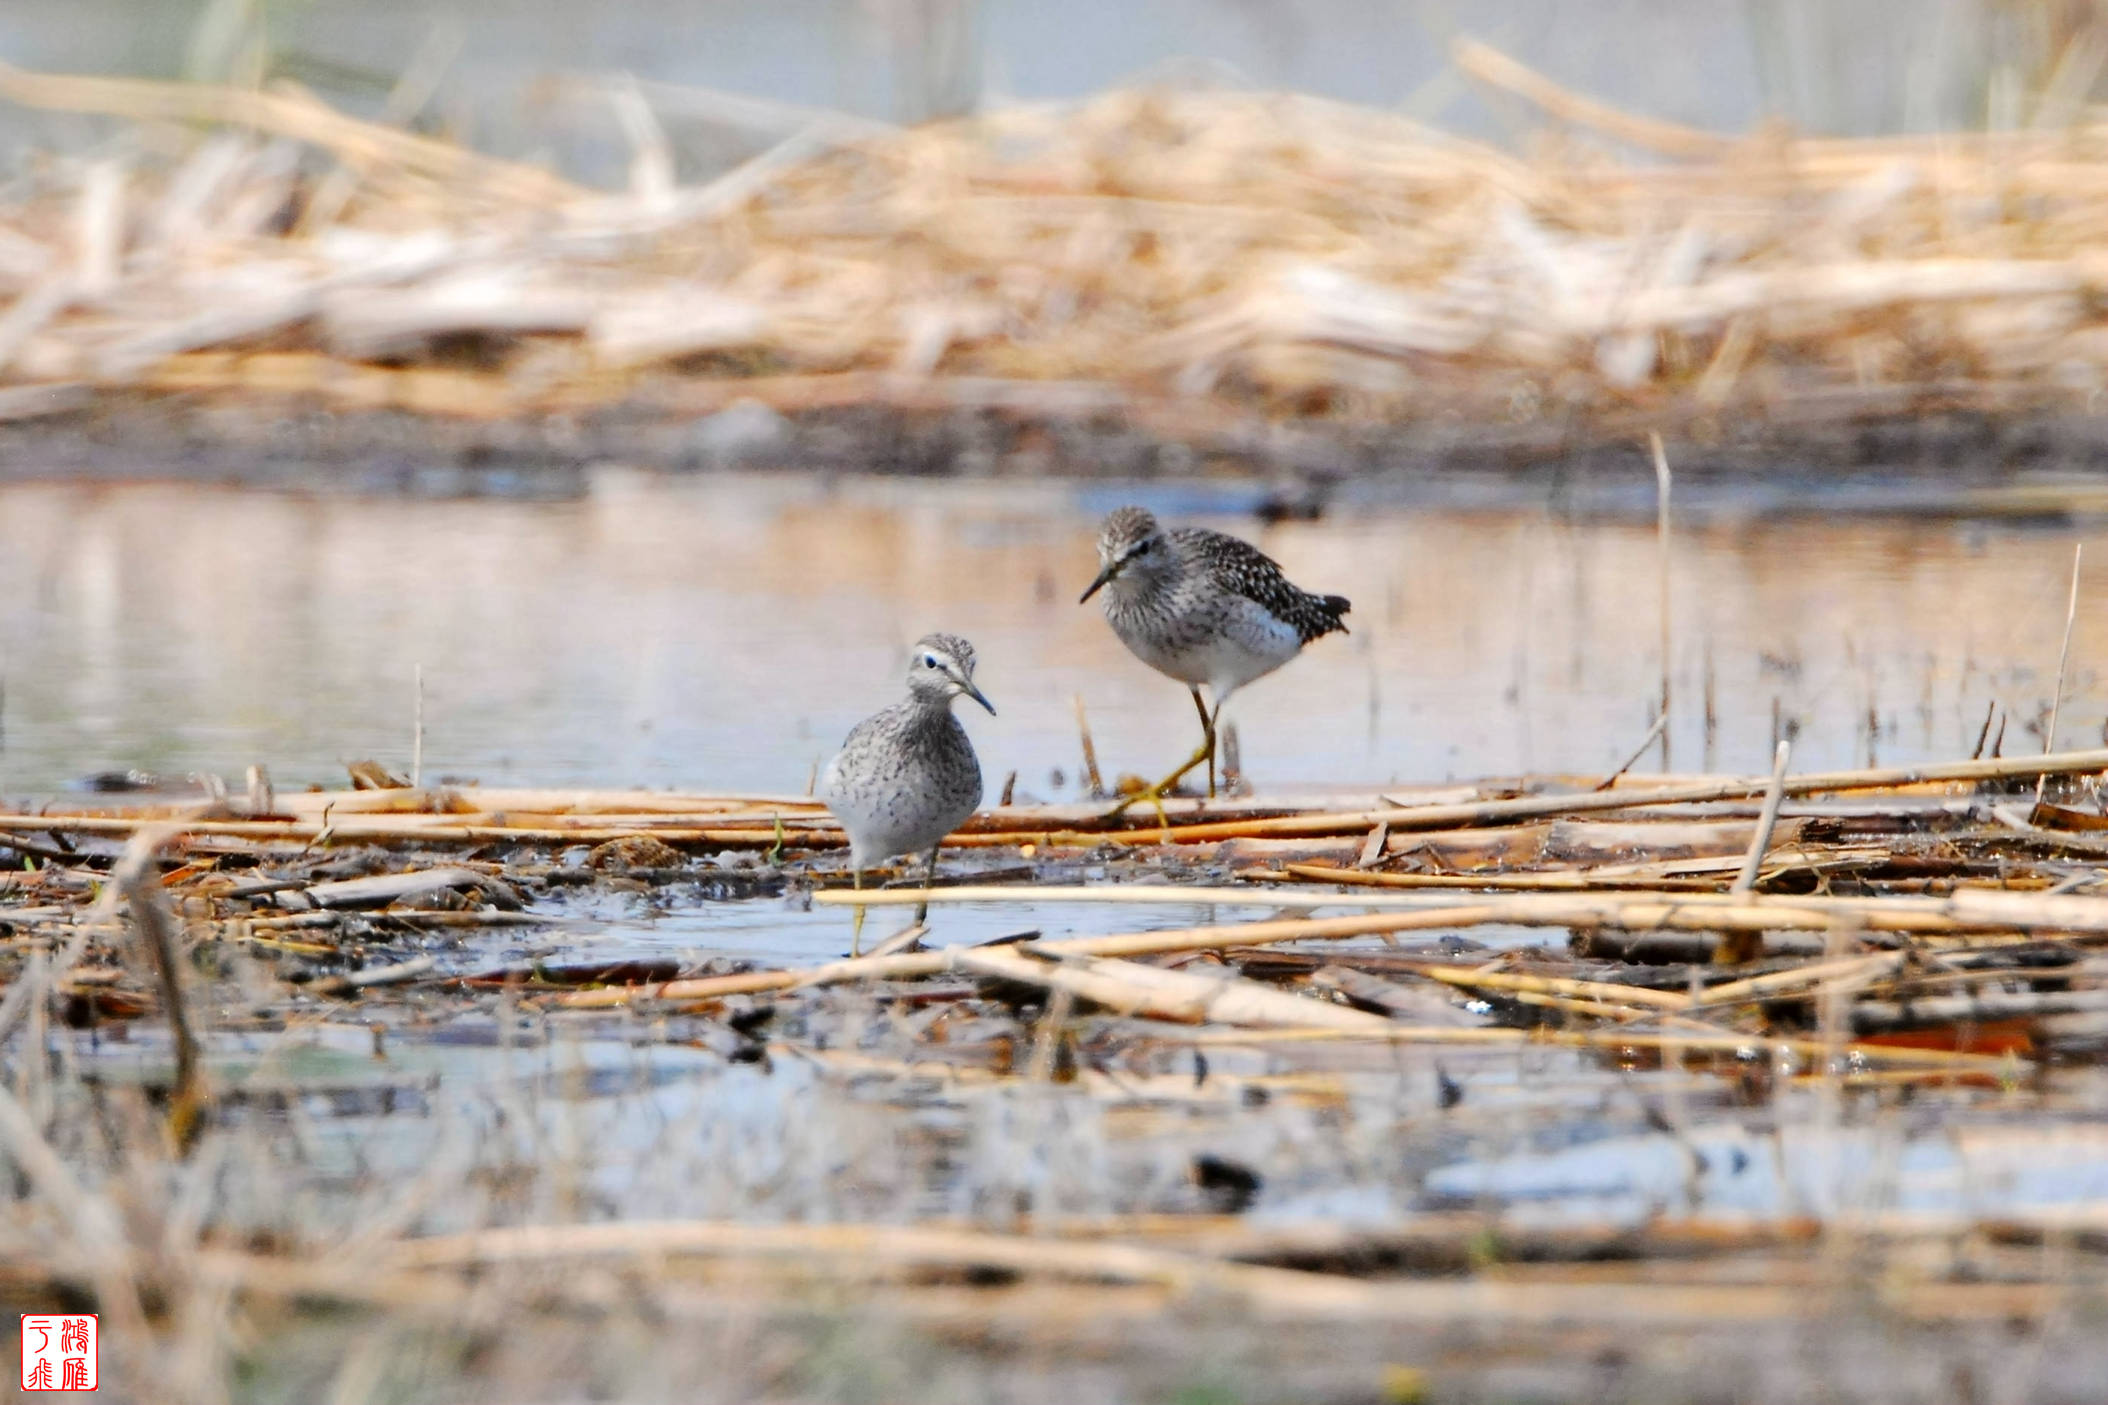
[3, 43, 2108, 441]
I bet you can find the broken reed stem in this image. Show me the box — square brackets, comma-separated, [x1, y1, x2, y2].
[2037, 543, 2083, 805]
[1719, 739, 1793, 962]
[1652, 431, 1673, 772]
[1075, 693, 1104, 797]
[113, 828, 206, 1149]
[1595, 712, 1669, 791]
[412, 662, 425, 790]
[1025, 984, 1074, 1079]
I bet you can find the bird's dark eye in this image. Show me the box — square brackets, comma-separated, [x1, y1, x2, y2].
[922, 654, 940, 668]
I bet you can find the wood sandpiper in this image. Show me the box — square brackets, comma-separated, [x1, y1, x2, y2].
[821, 632, 993, 950]
[1080, 506, 1349, 815]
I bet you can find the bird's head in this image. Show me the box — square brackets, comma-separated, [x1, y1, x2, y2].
[1079, 506, 1168, 603]
[904, 632, 995, 714]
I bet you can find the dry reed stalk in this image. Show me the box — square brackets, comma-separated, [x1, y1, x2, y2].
[1022, 982, 1074, 1079]
[949, 947, 1391, 1031]
[107, 823, 207, 1148]
[1394, 962, 1690, 1010]
[388, 1218, 1375, 1312]
[2037, 543, 2084, 806]
[1990, 803, 2108, 858]
[1451, 38, 1740, 159]
[1717, 739, 1794, 962]
[8, 780, 1957, 856]
[291, 866, 490, 909]
[1308, 966, 1486, 1025]
[1082, 747, 2108, 841]
[0, 812, 852, 847]
[806, 882, 2016, 937]
[306, 954, 438, 998]
[884, 1271, 2066, 1328]
[0, 1083, 153, 1348]
[1167, 1022, 2014, 1071]
[1729, 742, 1794, 896]
[861, 922, 928, 960]
[0, 60, 580, 205]
[380, 1217, 2075, 1327]
[1594, 713, 1668, 791]
[553, 908, 1507, 1007]
[1074, 693, 1105, 796]
[411, 664, 424, 790]
[1280, 865, 1721, 893]
[1689, 952, 1909, 1010]
[1652, 432, 1673, 770]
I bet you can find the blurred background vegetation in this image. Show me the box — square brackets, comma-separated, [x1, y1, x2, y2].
[7, 1, 2108, 181]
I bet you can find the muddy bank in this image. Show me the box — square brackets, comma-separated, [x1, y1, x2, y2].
[10, 390, 2108, 518]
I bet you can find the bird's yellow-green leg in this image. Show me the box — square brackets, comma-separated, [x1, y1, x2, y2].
[1104, 700, 1217, 823]
[851, 865, 867, 956]
[913, 844, 941, 927]
[1190, 687, 1217, 798]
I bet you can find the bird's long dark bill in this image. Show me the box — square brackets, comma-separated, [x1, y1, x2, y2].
[1078, 564, 1117, 604]
[965, 683, 997, 715]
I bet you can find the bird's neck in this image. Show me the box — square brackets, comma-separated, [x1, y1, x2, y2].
[1108, 552, 1182, 609]
[903, 691, 958, 720]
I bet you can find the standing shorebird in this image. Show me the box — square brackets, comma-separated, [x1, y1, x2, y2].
[1080, 506, 1349, 814]
[822, 633, 993, 951]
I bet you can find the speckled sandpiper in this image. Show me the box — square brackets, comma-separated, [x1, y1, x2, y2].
[1080, 506, 1349, 814]
[821, 632, 994, 951]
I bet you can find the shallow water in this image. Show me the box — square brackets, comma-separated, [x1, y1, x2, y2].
[535, 885, 1548, 967]
[1, 469, 2103, 805]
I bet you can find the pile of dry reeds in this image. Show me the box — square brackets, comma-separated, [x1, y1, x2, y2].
[12, 748, 2108, 1396]
[3, 40, 2108, 455]
[12, 744, 2108, 1062]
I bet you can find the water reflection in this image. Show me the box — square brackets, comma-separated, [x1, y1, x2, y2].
[0, 470, 2100, 797]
